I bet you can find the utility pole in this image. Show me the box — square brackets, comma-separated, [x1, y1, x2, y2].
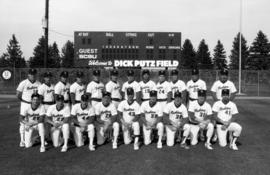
[44, 0, 49, 68]
[238, 0, 243, 95]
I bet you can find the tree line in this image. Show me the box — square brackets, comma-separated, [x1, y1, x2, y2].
[1, 31, 270, 70]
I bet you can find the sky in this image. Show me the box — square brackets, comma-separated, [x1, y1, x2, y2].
[0, 0, 270, 60]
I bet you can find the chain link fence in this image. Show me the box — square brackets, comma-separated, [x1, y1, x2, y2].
[0, 67, 270, 96]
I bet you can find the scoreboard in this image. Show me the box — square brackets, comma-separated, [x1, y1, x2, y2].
[74, 31, 181, 68]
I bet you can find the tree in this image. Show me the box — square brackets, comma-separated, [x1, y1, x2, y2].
[61, 40, 74, 68]
[229, 33, 249, 70]
[246, 31, 270, 70]
[0, 34, 26, 68]
[48, 42, 61, 68]
[213, 40, 227, 70]
[180, 39, 197, 69]
[196, 39, 212, 69]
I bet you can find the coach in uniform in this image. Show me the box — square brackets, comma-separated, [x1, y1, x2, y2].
[54, 71, 70, 107]
[156, 70, 172, 107]
[16, 68, 41, 147]
[105, 69, 122, 108]
[86, 70, 104, 107]
[70, 71, 86, 106]
[122, 70, 141, 103]
[139, 70, 156, 103]
[170, 69, 186, 103]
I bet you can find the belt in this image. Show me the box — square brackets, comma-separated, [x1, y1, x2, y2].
[42, 101, 55, 105]
[21, 99, 31, 104]
[141, 98, 150, 101]
[112, 98, 121, 102]
[189, 97, 197, 101]
[75, 100, 81, 104]
[64, 100, 70, 103]
[189, 121, 199, 125]
[216, 121, 224, 125]
[157, 99, 167, 102]
[91, 98, 102, 102]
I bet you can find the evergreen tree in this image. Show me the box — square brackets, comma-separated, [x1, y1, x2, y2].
[0, 53, 10, 67]
[48, 42, 61, 68]
[246, 31, 270, 70]
[229, 33, 249, 70]
[61, 41, 74, 68]
[181, 39, 197, 69]
[213, 40, 227, 69]
[196, 39, 212, 69]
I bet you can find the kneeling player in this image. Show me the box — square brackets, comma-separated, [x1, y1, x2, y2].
[212, 89, 242, 150]
[46, 95, 70, 152]
[20, 94, 46, 152]
[118, 88, 141, 150]
[71, 94, 95, 151]
[163, 91, 190, 149]
[95, 92, 119, 149]
[188, 90, 214, 150]
[140, 90, 164, 149]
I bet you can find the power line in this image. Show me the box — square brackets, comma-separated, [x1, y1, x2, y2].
[49, 29, 73, 38]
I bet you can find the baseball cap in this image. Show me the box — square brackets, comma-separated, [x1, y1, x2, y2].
[110, 69, 118, 76]
[142, 70, 150, 75]
[81, 94, 89, 101]
[191, 69, 199, 75]
[198, 89, 207, 97]
[102, 91, 111, 98]
[28, 68, 37, 75]
[60, 71, 69, 78]
[158, 70, 166, 76]
[221, 89, 230, 96]
[55, 94, 64, 101]
[171, 69, 178, 76]
[149, 90, 157, 97]
[93, 70, 101, 76]
[44, 71, 52, 77]
[174, 91, 182, 98]
[126, 87, 134, 95]
[220, 69, 229, 76]
[127, 70, 134, 76]
[31, 93, 40, 99]
[76, 71, 84, 78]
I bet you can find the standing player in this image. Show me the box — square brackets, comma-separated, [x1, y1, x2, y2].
[121, 70, 141, 103]
[70, 71, 86, 106]
[54, 71, 70, 107]
[212, 89, 242, 150]
[95, 92, 119, 149]
[188, 90, 214, 150]
[163, 91, 190, 149]
[17, 68, 41, 147]
[86, 70, 104, 107]
[71, 94, 95, 151]
[156, 70, 172, 107]
[105, 69, 122, 108]
[139, 70, 156, 103]
[46, 95, 70, 152]
[170, 69, 186, 103]
[118, 88, 141, 150]
[186, 69, 207, 106]
[140, 90, 164, 149]
[20, 94, 46, 152]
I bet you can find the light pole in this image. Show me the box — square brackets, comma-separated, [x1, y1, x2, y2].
[238, 0, 243, 95]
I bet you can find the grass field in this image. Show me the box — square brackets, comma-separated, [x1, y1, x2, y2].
[0, 98, 270, 175]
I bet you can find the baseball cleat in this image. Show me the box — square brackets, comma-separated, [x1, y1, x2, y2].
[40, 146, 46, 153]
[157, 142, 162, 149]
[112, 142, 118, 149]
[180, 143, 190, 150]
[205, 142, 213, 150]
[44, 141, 48, 146]
[89, 145, 95, 151]
[230, 143, 238, 151]
[212, 134, 218, 143]
[19, 141, 25, 147]
[134, 143, 139, 150]
[61, 146, 68, 152]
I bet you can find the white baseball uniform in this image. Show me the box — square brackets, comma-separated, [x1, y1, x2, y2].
[186, 79, 207, 106]
[140, 101, 164, 145]
[156, 81, 171, 107]
[86, 81, 104, 107]
[70, 82, 86, 104]
[122, 81, 140, 100]
[163, 102, 190, 146]
[211, 80, 237, 100]
[38, 83, 55, 111]
[71, 103, 95, 147]
[105, 80, 122, 108]
[170, 80, 186, 99]
[188, 101, 214, 145]
[54, 81, 71, 104]
[118, 100, 141, 144]
[139, 80, 156, 101]
[212, 101, 242, 147]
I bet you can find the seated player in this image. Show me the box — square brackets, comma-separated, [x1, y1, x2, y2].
[188, 90, 214, 150]
[71, 94, 95, 151]
[140, 90, 164, 149]
[212, 89, 242, 150]
[163, 91, 190, 149]
[118, 88, 141, 150]
[20, 93, 46, 152]
[95, 91, 120, 149]
[46, 95, 70, 152]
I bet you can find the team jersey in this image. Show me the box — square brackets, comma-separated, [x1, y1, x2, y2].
[211, 80, 237, 100]
[118, 100, 141, 124]
[16, 79, 41, 102]
[38, 83, 55, 102]
[156, 81, 171, 100]
[170, 80, 186, 99]
[86, 81, 104, 99]
[212, 101, 238, 122]
[46, 104, 70, 124]
[105, 80, 122, 100]
[95, 102, 117, 122]
[21, 105, 46, 125]
[140, 101, 163, 125]
[188, 101, 212, 121]
[163, 102, 188, 123]
[186, 79, 207, 99]
[139, 80, 156, 100]
[71, 103, 95, 125]
[70, 82, 86, 101]
[122, 81, 140, 100]
[54, 81, 70, 101]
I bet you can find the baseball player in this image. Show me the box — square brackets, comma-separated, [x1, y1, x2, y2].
[118, 88, 141, 150]
[140, 90, 164, 149]
[46, 95, 70, 152]
[156, 70, 172, 107]
[20, 94, 46, 152]
[71, 94, 95, 151]
[163, 91, 190, 149]
[54, 71, 70, 107]
[70, 71, 86, 106]
[212, 89, 242, 150]
[105, 69, 122, 108]
[188, 89, 214, 150]
[95, 91, 119, 149]
[186, 69, 207, 107]
[139, 70, 156, 103]
[121, 70, 141, 103]
[86, 70, 104, 107]
[16, 68, 41, 147]
[170, 69, 186, 103]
